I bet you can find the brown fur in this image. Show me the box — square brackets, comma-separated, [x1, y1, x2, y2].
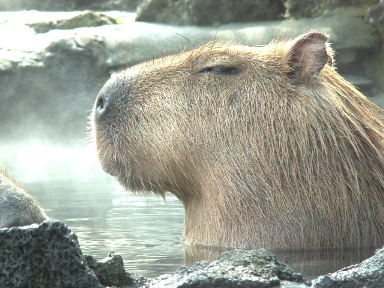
[93, 32, 384, 250]
[0, 171, 48, 228]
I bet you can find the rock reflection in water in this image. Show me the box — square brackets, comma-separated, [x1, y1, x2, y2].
[0, 142, 377, 279]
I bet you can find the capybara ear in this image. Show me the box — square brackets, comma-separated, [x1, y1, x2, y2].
[286, 32, 333, 84]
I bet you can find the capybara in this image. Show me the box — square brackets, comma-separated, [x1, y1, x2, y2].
[93, 32, 384, 250]
[0, 171, 48, 228]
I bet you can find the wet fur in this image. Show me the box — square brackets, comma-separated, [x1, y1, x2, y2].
[0, 171, 48, 228]
[94, 33, 384, 250]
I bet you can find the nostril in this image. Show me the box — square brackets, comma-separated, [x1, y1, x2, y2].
[96, 96, 105, 112]
[95, 92, 110, 119]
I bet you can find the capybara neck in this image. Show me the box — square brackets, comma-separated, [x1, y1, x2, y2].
[93, 32, 384, 250]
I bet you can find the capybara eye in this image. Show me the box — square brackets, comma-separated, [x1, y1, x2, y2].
[198, 65, 238, 75]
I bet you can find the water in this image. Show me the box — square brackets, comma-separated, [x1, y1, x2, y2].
[0, 141, 377, 279]
[0, 141, 185, 278]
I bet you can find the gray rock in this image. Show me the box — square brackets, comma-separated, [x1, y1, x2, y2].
[286, 0, 377, 18]
[29, 11, 117, 33]
[367, 0, 384, 38]
[0, 9, 380, 141]
[85, 252, 135, 287]
[365, 0, 384, 93]
[76, 0, 140, 11]
[136, 0, 285, 26]
[0, 27, 108, 140]
[0, 220, 103, 288]
[1, 220, 383, 288]
[0, 0, 76, 11]
[147, 249, 309, 288]
[0, 0, 139, 12]
[311, 247, 384, 288]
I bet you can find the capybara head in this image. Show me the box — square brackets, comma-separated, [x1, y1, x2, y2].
[0, 171, 48, 228]
[93, 32, 384, 250]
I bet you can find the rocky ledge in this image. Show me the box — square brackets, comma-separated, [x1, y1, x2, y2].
[0, 220, 383, 288]
[0, 8, 383, 141]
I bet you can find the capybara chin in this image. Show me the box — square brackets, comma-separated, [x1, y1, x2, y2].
[93, 32, 384, 250]
[0, 171, 48, 228]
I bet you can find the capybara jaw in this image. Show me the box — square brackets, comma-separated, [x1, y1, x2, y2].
[93, 32, 384, 250]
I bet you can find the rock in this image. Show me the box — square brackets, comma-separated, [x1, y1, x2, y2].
[0, 29, 108, 140]
[0, 9, 380, 141]
[106, 9, 379, 68]
[85, 252, 136, 287]
[0, 220, 103, 288]
[1, 220, 384, 287]
[367, 0, 384, 38]
[365, 0, 384, 94]
[147, 249, 308, 288]
[135, 0, 286, 26]
[56, 11, 116, 29]
[0, 0, 76, 11]
[286, 0, 377, 18]
[76, 0, 140, 11]
[29, 11, 117, 33]
[0, 0, 139, 11]
[311, 247, 384, 288]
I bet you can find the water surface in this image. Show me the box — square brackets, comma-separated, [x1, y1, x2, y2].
[0, 141, 377, 279]
[0, 141, 185, 278]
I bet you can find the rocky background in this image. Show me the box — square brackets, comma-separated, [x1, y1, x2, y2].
[0, 0, 383, 142]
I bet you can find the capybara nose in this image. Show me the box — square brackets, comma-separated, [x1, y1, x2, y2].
[94, 86, 113, 121]
[94, 90, 110, 121]
[94, 73, 127, 121]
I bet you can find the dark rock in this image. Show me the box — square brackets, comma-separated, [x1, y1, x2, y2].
[286, 0, 377, 18]
[147, 249, 308, 288]
[136, 0, 286, 26]
[367, 0, 384, 38]
[312, 247, 384, 288]
[0, 220, 103, 288]
[76, 0, 140, 11]
[365, 1, 384, 93]
[85, 252, 135, 287]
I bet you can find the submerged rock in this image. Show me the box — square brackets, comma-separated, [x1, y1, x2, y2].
[147, 249, 308, 288]
[0, 220, 103, 287]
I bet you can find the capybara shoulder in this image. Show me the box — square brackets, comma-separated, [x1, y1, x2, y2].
[93, 32, 384, 250]
[0, 171, 48, 228]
